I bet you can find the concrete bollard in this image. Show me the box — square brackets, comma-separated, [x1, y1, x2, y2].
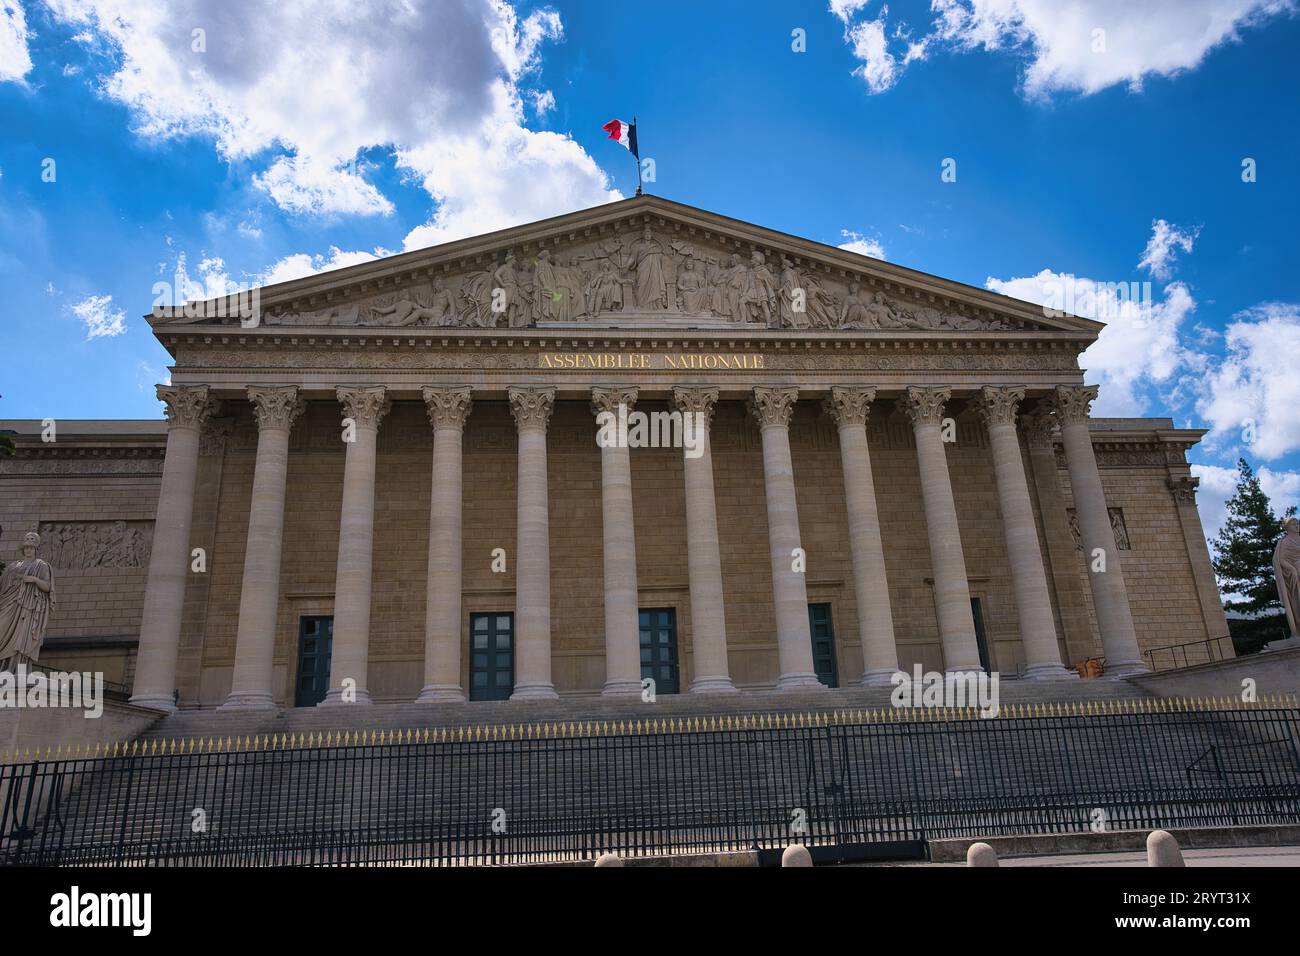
[594, 852, 624, 867]
[781, 844, 813, 867]
[1146, 830, 1185, 867]
[966, 842, 999, 867]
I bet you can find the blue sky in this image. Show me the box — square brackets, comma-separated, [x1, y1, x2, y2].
[1, 0, 1298, 537]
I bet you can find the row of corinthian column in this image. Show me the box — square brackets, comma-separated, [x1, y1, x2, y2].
[128, 382, 1145, 712]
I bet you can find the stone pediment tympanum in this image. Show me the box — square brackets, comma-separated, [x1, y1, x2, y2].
[152, 195, 1099, 337]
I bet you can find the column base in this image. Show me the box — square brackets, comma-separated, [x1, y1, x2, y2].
[601, 679, 644, 697]
[128, 694, 177, 714]
[510, 682, 559, 701]
[1021, 663, 1079, 681]
[775, 672, 826, 690]
[944, 664, 986, 676]
[217, 692, 279, 712]
[317, 687, 373, 706]
[688, 675, 739, 694]
[860, 668, 900, 687]
[415, 684, 466, 703]
[1101, 659, 1149, 678]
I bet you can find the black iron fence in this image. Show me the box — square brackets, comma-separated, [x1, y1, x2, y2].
[3, 701, 1300, 866]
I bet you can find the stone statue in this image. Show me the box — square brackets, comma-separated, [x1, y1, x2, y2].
[676, 257, 711, 314]
[744, 251, 779, 326]
[458, 267, 501, 328]
[585, 257, 624, 314]
[621, 226, 671, 310]
[1274, 517, 1300, 639]
[0, 532, 56, 670]
[1109, 509, 1131, 550]
[493, 253, 529, 328]
[711, 254, 747, 321]
[370, 280, 456, 327]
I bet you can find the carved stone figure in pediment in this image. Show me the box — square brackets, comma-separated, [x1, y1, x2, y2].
[621, 226, 671, 310]
[585, 256, 624, 314]
[744, 251, 779, 326]
[494, 253, 531, 328]
[676, 256, 711, 315]
[710, 253, 746, 321]
[370, 279, 456, 327]
[778, 257, 837, 329]
[458, 267, 500, 327]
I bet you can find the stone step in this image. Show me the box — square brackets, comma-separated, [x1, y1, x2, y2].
[140, 678, 1153, 743]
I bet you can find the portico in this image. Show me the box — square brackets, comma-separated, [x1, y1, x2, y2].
[110, 195, 1226, 711]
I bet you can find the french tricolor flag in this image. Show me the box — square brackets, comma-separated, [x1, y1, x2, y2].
[602, 118, 639, 158]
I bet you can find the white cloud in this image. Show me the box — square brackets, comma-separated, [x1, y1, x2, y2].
[1196, 303, 1300, 461]
[986, 269, 1196, 415]
[43, 0, 619, 230]
[834, 0, 1296, 98]
[0, 0, 32, 83]
[531, 89, 556, 116]
[254, 245, 396, 287]
[844, 16, 899, 93]
[838, 229, 887, 260]
[1137, 218, 1199, 280]
[70, 293, 126, 339]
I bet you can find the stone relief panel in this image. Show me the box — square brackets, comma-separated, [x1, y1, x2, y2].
[1067, 508, 1131, 551]
[252, 223, 1017, 333]
[37, 520, 154, 569]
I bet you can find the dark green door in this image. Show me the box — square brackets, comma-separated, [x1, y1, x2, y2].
[295, 616, 333, 707]
[639, 607, 679, 695]
[470, 612, 514, 701]
[808, 603, 838, 687]
[971, 597, 991, 671]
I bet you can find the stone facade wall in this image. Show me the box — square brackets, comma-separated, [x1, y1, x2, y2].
[2, 405, 1229, 708]
[0, 437, 161, 684]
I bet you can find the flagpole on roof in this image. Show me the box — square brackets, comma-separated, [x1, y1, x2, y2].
[632, 116, 642, 197]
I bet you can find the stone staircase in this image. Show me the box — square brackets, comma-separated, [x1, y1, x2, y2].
[140, 677, 1153, 744]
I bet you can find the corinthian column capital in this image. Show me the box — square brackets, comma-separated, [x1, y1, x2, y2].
[750, 386, 799, 428]
[508, 386, 556, 432]
[672, 386, 719, 428]
[591, 386, 639, 417]
[1050, 385, 1099, 425]
[158, 384, 219, 431]
[422, 386, 473, 431]
[247, 385, 306, 432]
[978, 385, 1026, 428]
[337, 385, 391, 429]
[825, 386, 876, 427]
[903, 385, 951, 428]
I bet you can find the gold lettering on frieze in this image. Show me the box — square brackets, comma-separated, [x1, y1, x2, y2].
[539, 352, 765, 370]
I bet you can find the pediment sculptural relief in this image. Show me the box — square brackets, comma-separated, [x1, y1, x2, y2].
[255, 226, 1012, 333]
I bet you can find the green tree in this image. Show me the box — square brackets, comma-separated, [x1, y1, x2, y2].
[1211, 458, 1295, 651]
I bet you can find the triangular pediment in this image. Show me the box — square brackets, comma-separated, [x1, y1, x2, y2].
[150, 195, 1100, 338]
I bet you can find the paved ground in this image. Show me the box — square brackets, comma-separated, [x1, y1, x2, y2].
[875, 846, 1300, 866]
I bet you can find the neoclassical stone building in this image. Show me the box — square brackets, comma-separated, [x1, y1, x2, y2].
[0, 196, 1229, 710]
